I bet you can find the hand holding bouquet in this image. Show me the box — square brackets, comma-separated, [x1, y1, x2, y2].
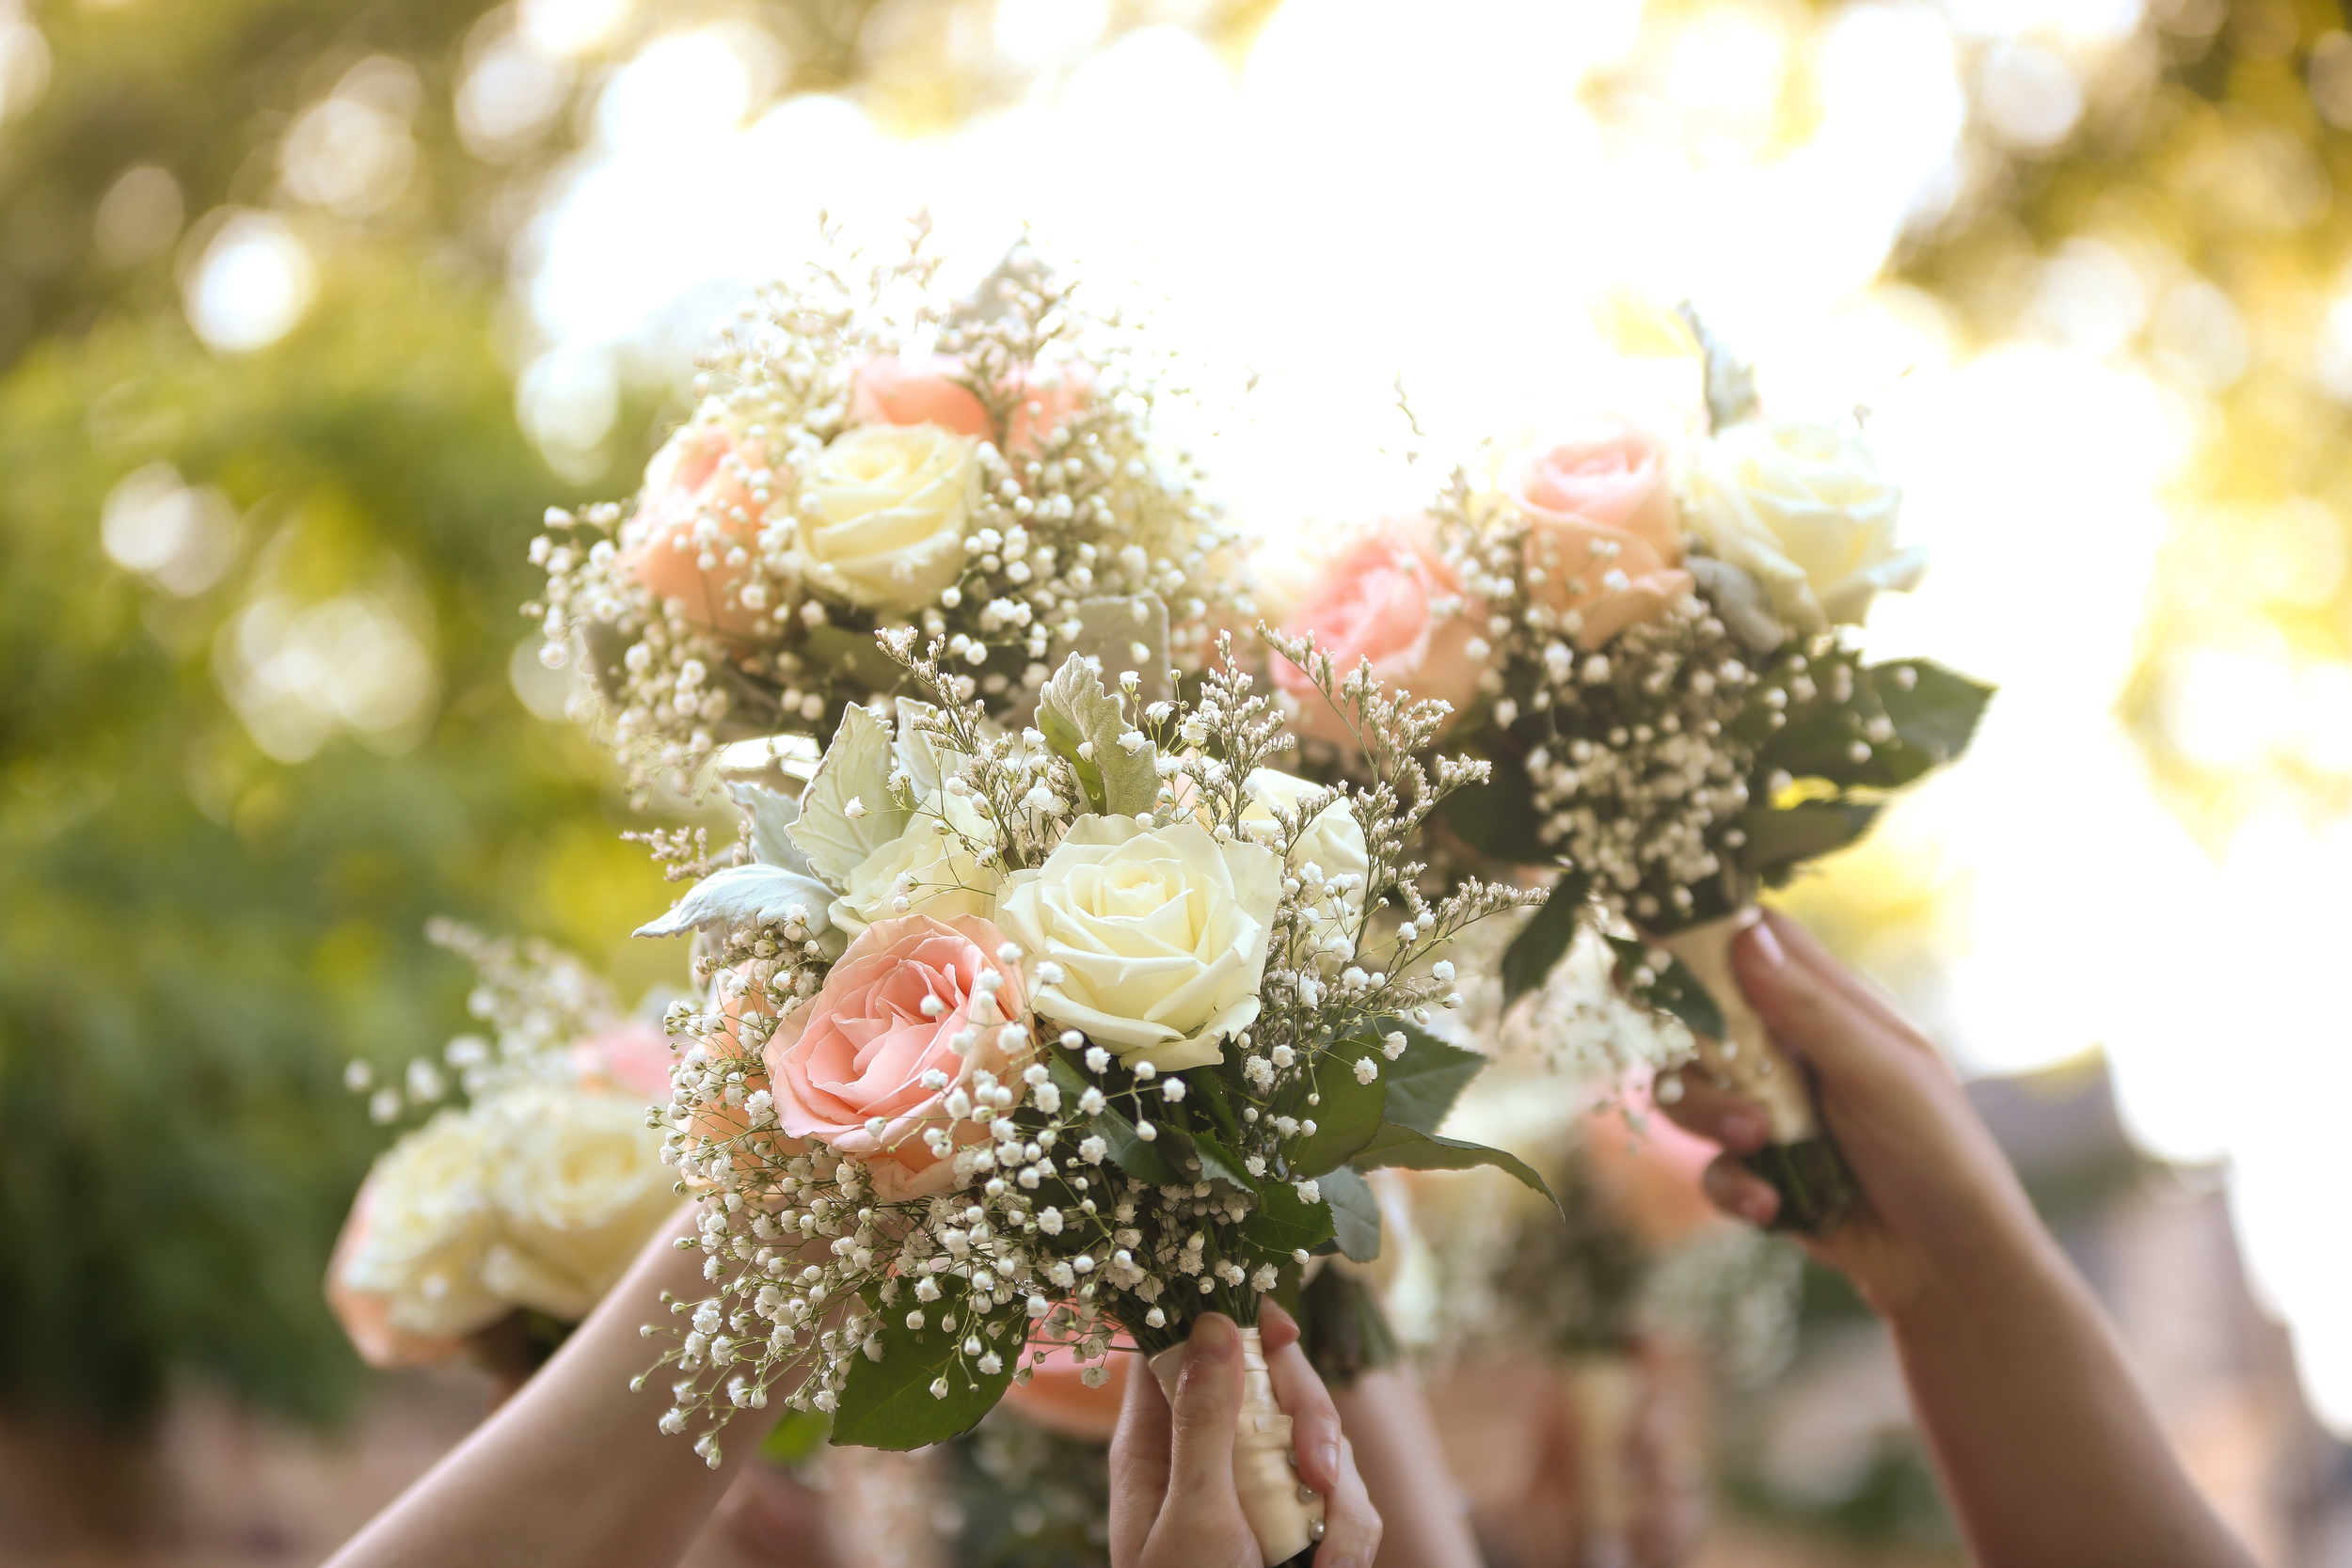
[528, 226, 1245, 806]
[632, 616, 1549, 1565]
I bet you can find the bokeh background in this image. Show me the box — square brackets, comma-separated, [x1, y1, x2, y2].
[7, 0, 2352, 1561]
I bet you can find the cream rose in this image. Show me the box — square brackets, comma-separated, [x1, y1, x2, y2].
[794, 423, 977, 610]
[995, 818, 1282, 1071]
[1238, 768, 1367, 973]
[478, 1084, 676, 1323]
[828, 794, 1003, 938]
[333, 1109, 504, 1343]
[1679, 421, 1926, 632]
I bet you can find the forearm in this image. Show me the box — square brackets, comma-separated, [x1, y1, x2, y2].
[1887, 1238, 2252, 1568]
[1331, 1369, 1479, 1568]
[328, 1204, 765, 1568]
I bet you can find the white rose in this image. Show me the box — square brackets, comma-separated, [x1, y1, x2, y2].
[1679, 421, 1926, 633]
[478, 1084, 676, 1322]
[829, 793, 1004, 938]
[1238, 768, 1368, 973]
[794, 423, 977, 610]
[338, 1109, 504, 1340]
[995, 817, 1282, 1071]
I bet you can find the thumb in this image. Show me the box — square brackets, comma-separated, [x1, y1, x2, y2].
[1161, 1313, 1243, 1512]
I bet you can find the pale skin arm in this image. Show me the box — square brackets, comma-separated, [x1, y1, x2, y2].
[330, 1215, 1380, 1568]
[326, 1203, 757, 1568]
[1662, 911, 2255, 1568]
[1330, 1369, 1479, 1568]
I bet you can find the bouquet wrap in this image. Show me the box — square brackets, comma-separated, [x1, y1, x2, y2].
[1655, 910, 1852, 1232]
[1149, 1328, 1325, 1567]
[1564, 1351, 1640, 1567]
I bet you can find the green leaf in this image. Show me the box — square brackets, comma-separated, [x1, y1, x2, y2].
[831, 1275, 1016, 1450]
[729, 782, 816, 876]
[1434, 749, 1551, 865]
[1760, 657, 1994, 793]
[1045, 1049, 1195, 1185]
[1732, 800, 1882, 881]
[1375, 1021, 1485, 1135]
[1500, 884, 1583, 1008]
[759, 1406, 833, 1465]
[1037, 654, 1158, 817]
[1187, 1128, 1259, 1193]
[799, 624, 914, 698]
[1242, 1174, 1335, 1259]
[786, 704, 910, 885]
[1603, 934, 1726, 1042]
[1873, 659, 1994, 768]
[1182, 1043, 1245, 1144]
[1283, 1035, 1387, 1178]
[1066, 594, 1171, 709]
[1677, 302, 1761, 433]
[1349, 1122, 1558, 1211]
[1318, 1165, 1383, 1263]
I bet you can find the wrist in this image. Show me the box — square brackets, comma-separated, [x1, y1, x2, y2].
[1869, 1210, 2074, 1341]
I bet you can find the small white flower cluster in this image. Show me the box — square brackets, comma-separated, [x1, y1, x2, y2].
[525, 226, 1245, 807]
[330, 926, 681, 1366]
[346, 919, 622, 1124]
[635, 629, 1543, 1465]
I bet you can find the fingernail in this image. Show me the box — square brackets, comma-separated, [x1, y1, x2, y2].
[1743, 918, 1787, 971]
[1739, 1184, 1779, 1226]
[1317, 1442, 1339, 1486]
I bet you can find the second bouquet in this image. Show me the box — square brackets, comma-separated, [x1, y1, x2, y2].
[634, 615, 1548, 1567]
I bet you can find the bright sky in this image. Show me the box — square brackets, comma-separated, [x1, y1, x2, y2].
[513, 0, 2352, 1431]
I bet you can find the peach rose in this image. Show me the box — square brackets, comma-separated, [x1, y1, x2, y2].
[1582, 1071, 1725, 1248]
[762, 913, 1026, 1202]
[614, 402, 771, 636]
[1272, 518, 1483, 746]
[1502, 421, 1693, 650]
[1001, 1333, 1134, 1441]
[851, 355, 1089, 455]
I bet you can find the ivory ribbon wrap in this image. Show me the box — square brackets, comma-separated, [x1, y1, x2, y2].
[1565, 1353, 1639, 1566]
[1655, 910, 1816, 1144]
[1150, 1327, 1326, 1565]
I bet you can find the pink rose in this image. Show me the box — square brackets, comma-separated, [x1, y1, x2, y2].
[1581, 1069, 1725, 1248]
[572, 1022, 675, 1102]
[1502, 420, 1693, 650]
[851, 355, 1089, 455]
[1272, 518, 1483, 746]
[762, 913, 1027, 1202]
[613, 405, 771, 636]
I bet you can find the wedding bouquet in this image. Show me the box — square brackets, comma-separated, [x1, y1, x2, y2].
[631, 619, 1547, 1566]
[1277, 317, 1991, 1232]
[527, 225, 1245, 806]
[328, 926, 678, 1378]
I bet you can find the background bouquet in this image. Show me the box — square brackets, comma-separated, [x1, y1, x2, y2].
[528, 227, 1245, 806]
[632, 619, 1547, 1565]
[1279, 320, 1992, 1232]
[328, 926, 677, 1382]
